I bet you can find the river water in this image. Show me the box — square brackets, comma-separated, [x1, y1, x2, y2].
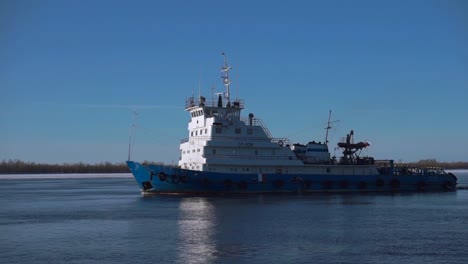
[1, 171, 467, 264]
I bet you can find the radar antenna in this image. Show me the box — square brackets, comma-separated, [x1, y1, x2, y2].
[221, 52, 231, 106]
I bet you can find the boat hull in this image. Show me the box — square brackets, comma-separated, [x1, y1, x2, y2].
[127, 161, 457, 194]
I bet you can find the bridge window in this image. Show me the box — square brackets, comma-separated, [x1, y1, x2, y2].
[235, 128, 241, 134]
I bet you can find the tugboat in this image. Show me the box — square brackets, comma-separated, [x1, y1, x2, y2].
[126, 53, 457, 194]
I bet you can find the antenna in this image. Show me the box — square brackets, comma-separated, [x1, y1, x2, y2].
[211, 83, 215, 107]
[128, 110, 138, 161]
[324, 110, 339, 146]
[221, 52, 231, 106]
[198, 78, 201, 99]
[234, 71, 239, 101]
[198, 68, 203, 99]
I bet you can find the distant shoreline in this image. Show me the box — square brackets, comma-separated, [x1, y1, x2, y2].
[1, 159, 468, 174]
[0, 160, 130, 174]
[402, 159, 468, 170]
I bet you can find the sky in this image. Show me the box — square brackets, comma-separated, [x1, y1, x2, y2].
[1, 0, 467, 164]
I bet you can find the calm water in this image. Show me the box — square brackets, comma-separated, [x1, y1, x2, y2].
[1, 171, 468, 264]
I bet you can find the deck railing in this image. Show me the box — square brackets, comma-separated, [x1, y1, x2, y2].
[203, 154, 299, 161]
[185, 97, 244, 109]
[240, 117, 275, 139]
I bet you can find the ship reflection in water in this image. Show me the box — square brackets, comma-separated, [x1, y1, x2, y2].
[176, 198, 217, 264]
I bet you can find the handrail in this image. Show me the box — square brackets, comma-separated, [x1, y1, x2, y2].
[204, 154, 299, 161]
[185, 97, 244, 109]
[180, 135, 293, 146]
[240, 117, 274, 138]
[180, 136, 275, 144]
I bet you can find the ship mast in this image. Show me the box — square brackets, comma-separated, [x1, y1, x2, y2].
[221, 52, 231, 107]
[324, 110, 339, 146]
[127, 110, 138, 161]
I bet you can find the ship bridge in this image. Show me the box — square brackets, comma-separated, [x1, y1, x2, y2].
[178, 53, 306, 172]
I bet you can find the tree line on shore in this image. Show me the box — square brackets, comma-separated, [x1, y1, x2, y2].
[401, 159, 468, 170]
[1, 159, 467, 174]
[0, 160, 130, 174]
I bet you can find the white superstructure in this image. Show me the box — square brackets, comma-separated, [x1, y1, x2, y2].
[178, 53, 377, 176]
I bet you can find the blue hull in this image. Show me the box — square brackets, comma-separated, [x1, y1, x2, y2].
[127, 161, 457, 194]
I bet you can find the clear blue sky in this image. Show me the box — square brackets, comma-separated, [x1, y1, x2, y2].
[1, 0, 467, 164]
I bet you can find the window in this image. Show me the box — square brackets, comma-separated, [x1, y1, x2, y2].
[235, 128, 241, 134]
[191, 131, 193, 136]
[212, 149, 216, 155]
[254, 150, 258, 155]
[205, 129, 208, 134]
[195, 130, 198, 136]
[247, 128, 253, 135]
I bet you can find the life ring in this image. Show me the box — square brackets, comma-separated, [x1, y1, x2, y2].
[158, 172, 167, 181]
[278, 140, 284, 147]
[171, 174, 180, 184]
